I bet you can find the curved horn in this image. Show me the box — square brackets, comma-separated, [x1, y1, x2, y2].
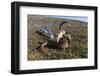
[59, 21, 68, 31]
[64, 34, 71, 45]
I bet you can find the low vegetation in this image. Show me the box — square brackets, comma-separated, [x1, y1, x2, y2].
[28, 15, 88, 60]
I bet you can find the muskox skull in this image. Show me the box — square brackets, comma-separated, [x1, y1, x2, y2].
[36, 21, 71, 50]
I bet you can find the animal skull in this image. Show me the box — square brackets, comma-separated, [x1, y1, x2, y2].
[56, 30, 65, 42]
